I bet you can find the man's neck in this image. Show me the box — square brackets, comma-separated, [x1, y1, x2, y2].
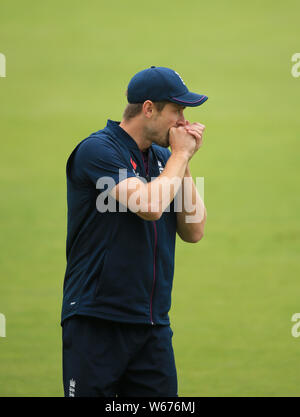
[119, 120, 151, 152]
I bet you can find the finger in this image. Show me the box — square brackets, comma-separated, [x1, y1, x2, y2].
[187, 130, 201, 141]
[190, 122, 206, 130]
[192, 122, 205, 128]
[185, 124, 205, 132]
[187, 129, 203, 145]
[186, 128, 204, 137]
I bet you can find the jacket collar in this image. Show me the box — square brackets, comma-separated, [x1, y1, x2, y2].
[105, 119, 139, 151]
[105, 119, 152, 153]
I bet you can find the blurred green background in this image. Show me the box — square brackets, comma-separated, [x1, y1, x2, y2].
[0, 0, 300, 397]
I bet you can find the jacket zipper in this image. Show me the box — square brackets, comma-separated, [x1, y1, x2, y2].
[150, 222, 157, 325]
[139, 148, 157, 325]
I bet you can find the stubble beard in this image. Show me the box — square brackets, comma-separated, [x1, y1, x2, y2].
[144, 126, 170, 148]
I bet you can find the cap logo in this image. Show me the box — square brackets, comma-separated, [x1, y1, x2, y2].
[174, 71, 186, 86]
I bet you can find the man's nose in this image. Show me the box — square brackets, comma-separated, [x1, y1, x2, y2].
[176, 115, 186, 127]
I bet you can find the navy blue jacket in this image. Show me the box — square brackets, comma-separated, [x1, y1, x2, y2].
[61, 120, 177, 326]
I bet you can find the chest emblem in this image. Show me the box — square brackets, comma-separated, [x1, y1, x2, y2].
[158, 160, 164, 174]
[130, 157, 140, 177]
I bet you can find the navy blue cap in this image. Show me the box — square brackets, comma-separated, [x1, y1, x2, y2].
[127, 66, 208, 107]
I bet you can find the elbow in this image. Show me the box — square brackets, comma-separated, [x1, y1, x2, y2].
[138, 212, 162, 222]
[144, 202, 163, 221]
[186, 231, 204, 243]
[182, 226, 205, 243]
[149, 211, 162, 222]
[137, 204, 162, 222]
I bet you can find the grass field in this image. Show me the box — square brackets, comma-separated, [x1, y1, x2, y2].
[0, 0, 300, 396]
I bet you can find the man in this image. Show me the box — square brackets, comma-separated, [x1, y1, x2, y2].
[61, 66, 208, 397]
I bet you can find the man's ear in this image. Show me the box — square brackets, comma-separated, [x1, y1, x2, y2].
[142, 100, 154, 119]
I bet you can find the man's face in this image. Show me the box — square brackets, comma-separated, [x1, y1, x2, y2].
[144, 102, 186, 147]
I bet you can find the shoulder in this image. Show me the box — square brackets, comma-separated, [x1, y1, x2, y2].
[66, 129, 127, 179]
[73, 130, 123, 162]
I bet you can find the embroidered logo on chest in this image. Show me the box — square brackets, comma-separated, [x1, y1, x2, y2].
[130, 157, 140, 176]
[157, 160, 164, 174]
